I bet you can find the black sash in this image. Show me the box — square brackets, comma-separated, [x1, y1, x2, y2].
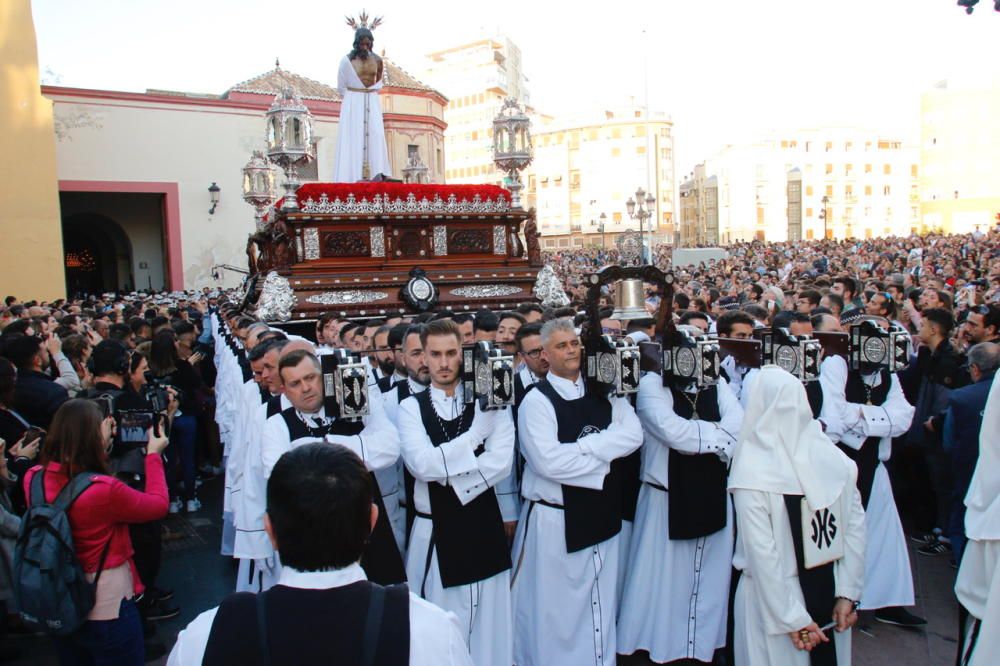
[511, 372, 536, 491]
[414, 391, 511, 588]
[667, 386, 728, 539]
[534, 380, 620, 552]
[837, 369, 890, 510]
[278, 409, 405, 585]
[783, 495, 838, 666]
[396, 383, 417, 542]
[806, 381, 824, 420]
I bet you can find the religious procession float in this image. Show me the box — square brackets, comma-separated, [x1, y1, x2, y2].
[231, 13, 564, 329]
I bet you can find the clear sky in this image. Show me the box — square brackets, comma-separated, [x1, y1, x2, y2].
[31, 0, 1000, 178]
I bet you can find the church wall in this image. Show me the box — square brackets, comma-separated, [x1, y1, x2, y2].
[46, 85, 446, 291]
[0, 0, 66, 301]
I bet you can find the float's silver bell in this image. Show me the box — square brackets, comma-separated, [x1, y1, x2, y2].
[610, 278, 649, 321]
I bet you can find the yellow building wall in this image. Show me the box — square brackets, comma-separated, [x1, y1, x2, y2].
[0, 0, 65, 301]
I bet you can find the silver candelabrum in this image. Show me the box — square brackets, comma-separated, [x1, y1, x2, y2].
[265, 87, 315, 212]
[492, 98, 533, 210]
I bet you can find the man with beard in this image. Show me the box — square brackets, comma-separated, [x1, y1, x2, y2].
[334, 16, 392, 181]
[397, 320, 514, 666]
[371, 323, 398, 391]
[383, 324, 431, 551]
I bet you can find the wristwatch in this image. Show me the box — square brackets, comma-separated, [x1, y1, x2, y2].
[836, 596, 861, 612]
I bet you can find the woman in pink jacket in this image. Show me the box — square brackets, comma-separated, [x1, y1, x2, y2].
[24, 399, 169, 665]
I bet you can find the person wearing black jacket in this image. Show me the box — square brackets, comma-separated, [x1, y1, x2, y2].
[4, 335, 68, 428]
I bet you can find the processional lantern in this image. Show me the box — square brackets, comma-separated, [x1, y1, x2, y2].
[241, 150, 277, 231]
[265, 86, 315, 212]
[492, 98, 533, 209]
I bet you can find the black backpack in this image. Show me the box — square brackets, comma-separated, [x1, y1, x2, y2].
[13, 470, 112, 636]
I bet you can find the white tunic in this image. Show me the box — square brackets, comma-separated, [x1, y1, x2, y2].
[819, 356, 916, 609]
[167, 563, 474, 666]
[398, 384, 514, 666]
[956, 540, 1000, 666]
[512, 373, 644, 666]
[618, 373, 743, 663]
[333, 55, 392, 182]
[731, 479, 866, 666]
[383, 378, 428, 552]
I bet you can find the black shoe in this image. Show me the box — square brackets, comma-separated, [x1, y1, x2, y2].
[150, 585, 174, 602]
[146, 600, 180, 622]
[875, 606, 927, 628]
[917, 540, 953, 556]
[144, 642, 168, 662]
[909, 531, 940, 545]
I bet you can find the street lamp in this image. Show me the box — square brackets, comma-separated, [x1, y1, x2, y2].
[626, 187, 656, 263]
[820, 195, 830, 240]
[591, 212, 607, 248]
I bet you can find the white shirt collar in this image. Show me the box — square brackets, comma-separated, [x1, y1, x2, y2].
[547, 371, 585, 399]
[276, 562, 367, 590]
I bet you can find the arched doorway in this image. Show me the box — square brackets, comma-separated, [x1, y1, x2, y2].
[61, 213, 133, 297]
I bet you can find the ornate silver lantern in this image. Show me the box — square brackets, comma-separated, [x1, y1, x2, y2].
[241, 150, 276, 231]
[265, 86, 315, 212]
[401, 154, 430, 184]
[492, 98, 533, 209]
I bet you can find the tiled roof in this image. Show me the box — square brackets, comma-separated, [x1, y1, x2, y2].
[225, 58, 440, 101]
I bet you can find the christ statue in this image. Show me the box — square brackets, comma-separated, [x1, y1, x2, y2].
[333, 13, 393, 182]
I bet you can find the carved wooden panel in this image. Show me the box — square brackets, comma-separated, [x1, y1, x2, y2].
[397, 230, 424, 258]
[447, 227, 492, 254]
[321, 231, 371, 258]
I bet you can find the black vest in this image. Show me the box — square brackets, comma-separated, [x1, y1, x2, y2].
[805, 380, 824, 420]
[397, 383, 417, 544]
[534, 380, 621, 552]
[783, 495, 838, 666]
[414, 391, 511, 588]
[202, 581, 409, 666]
[376, 374, 394, 394]
[620, 392, 643, 524]
[667, 385, 729, 540]
[837, 368, 891, 510]
[265, 394, 282, 419]
[278, 408, 406, 585]
[511, 371, 537, 491]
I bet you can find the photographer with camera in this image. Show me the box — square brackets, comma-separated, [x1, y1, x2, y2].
[4, 334, 69, 429]
[148, 329, 205, 514]
[21, 399, 169, 665]
[84, 340, 179, 645]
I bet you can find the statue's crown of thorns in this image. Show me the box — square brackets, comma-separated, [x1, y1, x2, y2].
[345, 10, 383, 31]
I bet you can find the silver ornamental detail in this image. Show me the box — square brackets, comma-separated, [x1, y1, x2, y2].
[304, 228, 320, 260]
[450, 284, 522, 298]
[255, 271, 297, 322]
[493, 225, 507, 255]
[370, 227, 386, 257]
[533, 265, 570, 307]
[299, 192, 510, 215]
[305, 290, 389, 305]
[433, 226, 448, 256]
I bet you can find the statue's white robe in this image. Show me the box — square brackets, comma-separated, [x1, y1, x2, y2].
[333, 55, 392, 183]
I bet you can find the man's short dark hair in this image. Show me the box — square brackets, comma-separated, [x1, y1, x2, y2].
[514, 322, 544, 352]
[824, 293, 844, 313]
[61, 334, 91, 365]
[673, 292, 691, 310]
[266, 443, 373, 571]
[977, 304, 1000, 336]
[514, 303, 544, 318]
[678, 310, 709, 327]
[551, 306, 577, 320]
[451, 313, 474, 327]
[2, 319, 32, 337]
[420, 319, 462, 347]
[108, 323, 131, 342]
[798, 289, 821, 307]
[339, 322, 361, 342]
[2, 335, 43, 371]
[772, 310, 810, 329]
[498, 311, 527, 327]
[248, 337, 288, 363]
[833, 276, 857, 299]
[91, 339, 130, 377]
[473, 309, 499, 333]
[716, 310, 756, 336]
[402, 323, 425, 349]
[387, 323, 409, 349]
[923, 307, 955, 335]
[171, 321, 196, 337]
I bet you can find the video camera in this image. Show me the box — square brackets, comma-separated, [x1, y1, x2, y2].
[462, 341, 515, 410]
[141, 372, 175, 413]
[321, 348, 369, 422]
